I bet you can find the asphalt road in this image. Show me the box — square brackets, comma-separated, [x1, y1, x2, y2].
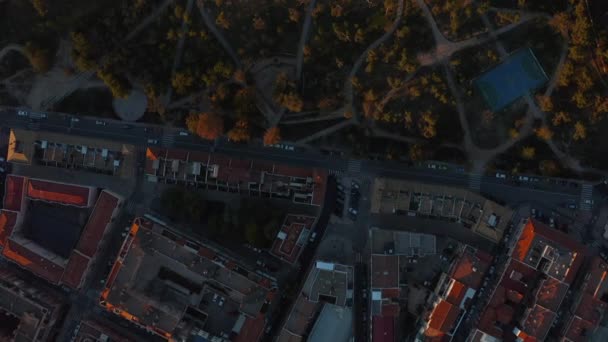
[0, 106, 586, 210]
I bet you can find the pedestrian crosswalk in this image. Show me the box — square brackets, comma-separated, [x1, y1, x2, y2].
[468, 173, 482, 191]
[580, 183, 593, 211]
[28, 112, 45, 119]
[347, 159, 362, 174]
[161, 134, 175, 147]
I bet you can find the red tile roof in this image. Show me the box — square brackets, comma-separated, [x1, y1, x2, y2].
[522, 304, 555, 340]
[450, 247, 492, 288]
[0, 210, 18, 248]
[445, 280, 467, 306]
[27, 179, 90, 207]
[428, 300, 461, 334]
[270, 215, 314, 264]
[536, 277, 568, 311]
[3, 175, 25, 211]
[234, 314, 265, 342]
[76, 191, 119, 257]
[381, 288, 400, 299]
[371, 255, 399, 289]
[61, 251, 90, 289]
[2, 238, 64, 284]
[563, 316, 596, 342]
[373, 316, 395, 342]
[381, 303, 400, 317]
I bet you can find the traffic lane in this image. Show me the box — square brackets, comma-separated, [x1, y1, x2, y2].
[481, 182, 579, 207]
[364, 164, 469, 187]
[369, 214, 496, 253]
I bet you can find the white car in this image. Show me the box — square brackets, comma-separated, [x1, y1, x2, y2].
[428, 164, 437, 169]
[179, 131, 189, 136]
[71, 117, 80, 122]
[17, 110, 28, 117]
[495, 172, 506, 179]
[95, 120, 107, 126]
[147, 139, 158, 144]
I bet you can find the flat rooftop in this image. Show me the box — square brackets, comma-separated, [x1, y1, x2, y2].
[145, 147, 327, 206]
[8, 128, 136, 179]
[371, 255, 399, 289]
[271, 215, 316, 264]
[371, 229, 436, 256]
[101, 218, 275, 340]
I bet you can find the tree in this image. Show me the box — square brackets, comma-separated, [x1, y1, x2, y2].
[97, 68, 131, 98]
[227, 119, 250, 143]
[330, 3, 343, 17]
[193, 113, 224, 140]
[171, 71, 194, 95]
[216, 11, 231, 29]
[558, 61, 574, 87]
[263, 127, 281, 145]
[253, 16, 266, 30]
[418, 111, 437, 138]
[288, 8, 301, 22]
[549, 12, 570, 37]
[536, 95, 553, 112]
[552, 111, 571, 126]
[539, 160, 560, 176]
[535, 126, 553, 141]
[573, 121, 587, 141]
[31, 0, 48, 17]
[521, 146, 535, 160]
[24, 42, 50, 73]
[408, 143, 425, 161]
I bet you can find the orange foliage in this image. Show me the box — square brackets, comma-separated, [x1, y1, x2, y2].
[263, 127, 281, 145]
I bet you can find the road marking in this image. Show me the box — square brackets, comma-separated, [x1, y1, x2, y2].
[468, 173, 482, 191]
[347, 159, 362, 173]
[161, 134, 175, 147]
[580, 184, 593, 211]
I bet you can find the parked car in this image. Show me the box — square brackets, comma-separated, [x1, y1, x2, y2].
[495, 172, 506, 179]
[17, 110, 28, 117]
[95, 120, 107, 126]
[179, 131, 189, 136]
[147, 139, 158, 144]
[71, 117, 80, 122]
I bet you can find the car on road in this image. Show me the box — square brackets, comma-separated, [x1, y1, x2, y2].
[428, 163, 437, 169]
[495, 172, 506, 179]
[17, 110, 28, 117]
[518, 175, 529, 182]
[71, 117, 80, 123]
[309, 232, 317, 242]
[179, 131, 189, 136]
[122, 124, 133, 129]
[438, 164, 448, 171]
[95, 120, 107, 126]
[147, 139, 158, 144]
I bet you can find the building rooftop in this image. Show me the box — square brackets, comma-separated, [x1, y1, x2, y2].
[308, 304, 353, 342]
[100, 218, 275, 341]
[0, 266, 65, 341]
[372, 316, 395, 342]
[73, 319, 133, 342]
[270, 215, 316, 264]
[145, 147, 327, 206]
[371, 229, 436, 257]
[449, 246, 493, 289]
[371, 255, 399, 289]
[7, 128, 136, 179]
[280, 261, 353, 340]
[473, 219, 585, 341]
[4, 175, 25, 211]
[370, 178, 512, 243]
[562, 256, 608, 342]
[1, 175, 122, 289]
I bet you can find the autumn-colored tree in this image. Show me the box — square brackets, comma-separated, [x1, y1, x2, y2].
[216, 11, 231, 29]
[354, 29, 365, 43]
[539, 160, 560, 176]
[536, 95, 553, 112]
[171, 72, 194, 95]
[276, 92, 303, 112]
[418, 111, 437, 139]
[558, 61, 574, 87]
[572, 121, 587, 141]
[535, 126, 553, 141]
[408, 143, 426, 161]
[263, 127, 281, 145]
[24, 42, 50, 73]
[194, 113, 224, 140]
[288, 8, 301, 23]
[521, 146, 535, 160]
[253, 16, 266, 30]
[31, 0, 48, 17]
[552, 111, 571, 126]
[312, 3, 324, 18]
[227, 119, 250, 143]
[97, 68, 131, 99]
[233, 69, 246, 84]
[330, 3, 343, 17]
[549, 12, 570, 37]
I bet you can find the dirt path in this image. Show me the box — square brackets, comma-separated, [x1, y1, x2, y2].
[162, 0, 195, 105]
[196, 1, 241, 68]
[295, 0, 317, 81]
